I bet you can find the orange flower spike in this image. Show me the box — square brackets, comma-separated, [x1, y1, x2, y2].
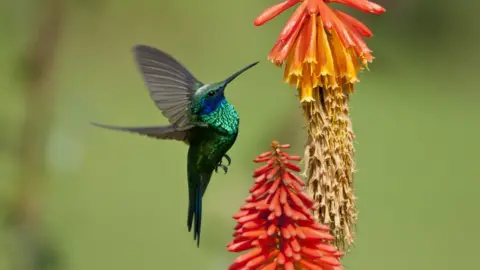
[254, 0, 386, 252]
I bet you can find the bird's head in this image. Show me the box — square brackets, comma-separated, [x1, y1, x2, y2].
[192, 61, 259, 116]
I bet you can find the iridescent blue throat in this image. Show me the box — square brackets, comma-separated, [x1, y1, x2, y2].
[198, 94, 226, 115]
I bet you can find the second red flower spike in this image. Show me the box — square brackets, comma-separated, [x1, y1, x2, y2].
[227, 141, 343, 270]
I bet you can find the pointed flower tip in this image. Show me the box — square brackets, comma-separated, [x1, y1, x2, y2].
[329, 0, 386, 14]
[228, 141, 343, 270]
[369, 3, 387, 14]
[253, 0, 302, 26]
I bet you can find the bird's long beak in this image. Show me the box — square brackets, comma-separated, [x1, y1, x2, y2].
[221, 61, 259, 87]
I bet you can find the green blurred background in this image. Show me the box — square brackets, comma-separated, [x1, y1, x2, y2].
[1, 0, 479, 269]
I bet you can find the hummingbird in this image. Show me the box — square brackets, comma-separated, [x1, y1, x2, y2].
[92, 45, 258, 247]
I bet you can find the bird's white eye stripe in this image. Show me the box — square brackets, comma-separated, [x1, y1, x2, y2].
[195, 84, 211, 96]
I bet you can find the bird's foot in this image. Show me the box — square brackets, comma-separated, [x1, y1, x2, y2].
[223, 154, 231, 166]
[215, 164, 228, 174]
[214, 154, 231, 174]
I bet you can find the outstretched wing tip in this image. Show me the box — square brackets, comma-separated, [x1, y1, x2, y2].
[132, 44, 155, 62]
[132, 44, 154, 54]
[131, 44, 141, 51]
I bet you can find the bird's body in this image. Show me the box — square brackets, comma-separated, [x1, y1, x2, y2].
[189, 101, 239, 174]
[186, 100, 239, 244]
[92, 45, 257, 247]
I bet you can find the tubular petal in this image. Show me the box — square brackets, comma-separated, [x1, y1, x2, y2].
[279, 187, 287, 204]
[238, 212, 261, 223]
[317, 0, 335, 29]
[243, 220, 266, 229]
[254, 173, 267, 184]
[286, 171, 305, 186]
[269, 14, 306, 65]
[285, 261, 295, 270]
[307, 0, 318, 14]
[233, 247, 263, 265]
[298, 259, 327, 270]
[302, 226, 336, 240]
[267, 167, 280, 180]
[301, 16, 316, 65]
[259, 260, 277, 270]
[284, 161, 301, 172]
[268, 177, 281, 194]
[254, 156, 271, 163]
[228, 239, 254, 252]
[329, 0, 386, 14]
[254, 0, 302, 26]
[316, 19, 336, 79]
[246, 254, 269, 269]
[253, 163, 272, 177]
[243, 230, 268, 238]
[267, 223, 277, 236]
[335, 10, 373, 37]
[290, 237, 301, 252]
[319, 255, 341, 266]
[258, 151, 273, 158]
[292, 35, 306, 77]
[281, 226, 292, 239]
[278, 1, 308, 41]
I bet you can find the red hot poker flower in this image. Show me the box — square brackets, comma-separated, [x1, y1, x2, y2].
[254, 0, 386, 101]
[253, 0, 385, 250]
[227, 141, 343, 270]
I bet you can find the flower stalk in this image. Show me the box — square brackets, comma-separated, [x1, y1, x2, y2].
[254, 0, 385, 251]
[228, 141, 343, 270]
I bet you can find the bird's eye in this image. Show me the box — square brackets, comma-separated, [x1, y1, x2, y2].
[207, 90, 216, 97]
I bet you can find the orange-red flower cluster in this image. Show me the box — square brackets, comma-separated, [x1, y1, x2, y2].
[254, 0, 385, 101]
[227, 142, 343, 270]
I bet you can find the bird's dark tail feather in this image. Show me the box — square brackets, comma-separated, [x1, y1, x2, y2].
[90, 122, 189, 141]
[187, 182, 203, 247]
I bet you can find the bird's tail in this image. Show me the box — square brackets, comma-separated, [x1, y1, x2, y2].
[187, 175, 205, 247]
[90, 122, 189, 141]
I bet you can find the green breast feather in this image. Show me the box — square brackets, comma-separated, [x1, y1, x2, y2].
[198, 101, 239, 135]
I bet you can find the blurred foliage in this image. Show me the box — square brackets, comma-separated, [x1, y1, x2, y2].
[1, 0, 479, 269]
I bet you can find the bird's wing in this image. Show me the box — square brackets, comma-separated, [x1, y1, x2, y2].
[91, 122, 190, 142]
[133, 44, 202, 129]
